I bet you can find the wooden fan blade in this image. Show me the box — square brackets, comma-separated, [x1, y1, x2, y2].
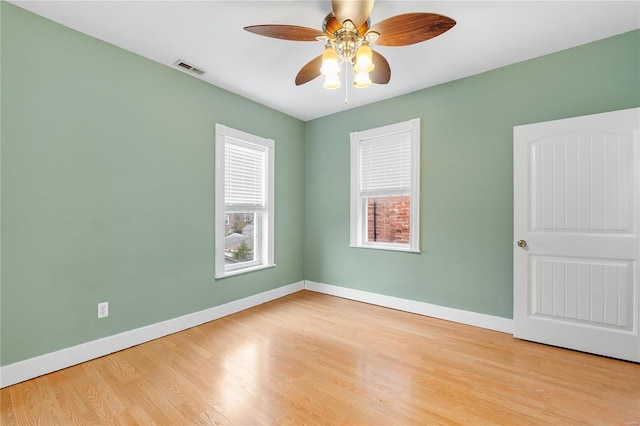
[370, 13, 456, 46]
[331, 0, 374, 27]
[370, 50, 390, 84]
[356, 20, 370, 36]
[295, 54, 323, 86]
[323, 15, 341, 37]
[244, 25, 323, 41]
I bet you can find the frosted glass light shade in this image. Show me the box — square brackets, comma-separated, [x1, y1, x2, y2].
[320, 46, 340, 76]
[354, 44, 374, 73]
[324, 73, 341, 89]
[354, 71, 371, 88]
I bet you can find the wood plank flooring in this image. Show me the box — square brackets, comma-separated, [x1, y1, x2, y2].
[2, 290, 639, 425]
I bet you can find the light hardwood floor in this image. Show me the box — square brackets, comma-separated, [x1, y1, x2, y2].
[2, 290, 639, 425]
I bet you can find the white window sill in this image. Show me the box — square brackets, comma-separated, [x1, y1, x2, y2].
[350, 244, 421, 254]
[215, 263, 276, 279]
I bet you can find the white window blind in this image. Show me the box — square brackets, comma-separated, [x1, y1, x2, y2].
[360, 131, 411, 197]
[224, 140, 265, 208]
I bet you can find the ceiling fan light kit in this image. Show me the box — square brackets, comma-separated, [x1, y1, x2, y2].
[244, 0, 456, 96]
[317, 18, 378, 90]
[319, 22, 376, 90]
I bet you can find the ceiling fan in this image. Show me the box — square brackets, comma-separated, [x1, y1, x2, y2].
[244, 0, 456, 90]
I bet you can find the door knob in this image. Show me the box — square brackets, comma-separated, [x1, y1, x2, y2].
[517, 240, 527, 248]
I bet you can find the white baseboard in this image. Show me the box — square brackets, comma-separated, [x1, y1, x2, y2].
[304, 280, 513, 334]
[0, 281, 304, 389]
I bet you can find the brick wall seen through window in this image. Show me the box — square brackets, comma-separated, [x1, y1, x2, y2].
[366, 195, 410, 244]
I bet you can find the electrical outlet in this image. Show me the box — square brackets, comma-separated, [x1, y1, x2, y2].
[98, 302, 109, 319]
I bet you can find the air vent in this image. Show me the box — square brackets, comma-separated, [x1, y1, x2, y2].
[173, 60, 206, 76]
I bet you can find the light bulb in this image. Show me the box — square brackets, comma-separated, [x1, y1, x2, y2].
[324, 73, 341, 89]
[320, 46, 340, 76]
[354, 43, 374, 73]
[353, 71, 371, 88]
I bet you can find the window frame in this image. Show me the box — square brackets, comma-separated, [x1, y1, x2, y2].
[350, 118, 421, 253]
[215, 124, 275, 278]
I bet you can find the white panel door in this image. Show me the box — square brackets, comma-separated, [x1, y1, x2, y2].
[514, 108, 640, 362]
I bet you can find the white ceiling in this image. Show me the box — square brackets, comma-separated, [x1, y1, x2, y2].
[11, 1, 640, 121]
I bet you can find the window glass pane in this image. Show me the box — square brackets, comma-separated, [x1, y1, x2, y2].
[366, 196, 410, 244]
[224, 212, 256, 264]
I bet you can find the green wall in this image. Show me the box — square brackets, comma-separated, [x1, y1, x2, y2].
[304, 30, 640, 319]
[0, 2, 305, 365]
[1, 1, 638, 368]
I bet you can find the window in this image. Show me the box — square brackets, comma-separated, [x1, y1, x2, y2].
[215, 124, 274, 278]
[350, 118, 420, 252]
